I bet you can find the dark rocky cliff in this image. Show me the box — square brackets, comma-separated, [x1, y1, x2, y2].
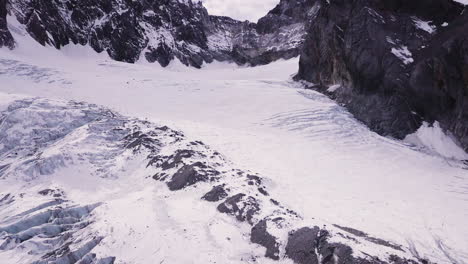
[295, 0, 468, 150]
[0, 0, 13, 48]
[0, 0, 315, 68]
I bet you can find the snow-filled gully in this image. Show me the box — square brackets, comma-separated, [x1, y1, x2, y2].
[0, 46, 467, 264]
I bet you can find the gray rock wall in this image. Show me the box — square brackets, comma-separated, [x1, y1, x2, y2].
[0, 0, 14, 48]
[4, 0, 313, 68]
[295, 0, 468, 150]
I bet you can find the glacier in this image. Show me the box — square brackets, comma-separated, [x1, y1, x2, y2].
[0, 27, 467, 264]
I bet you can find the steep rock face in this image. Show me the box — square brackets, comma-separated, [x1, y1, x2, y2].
[411, 12, 468, 149]
[4, 0, 313, 68]
[257, 0, 316, 34]
[214, 0, 319, 66]
[8, 0, 211, 66]
[0, 0, 13, 48]
[207, 13, 307, 66]
[295, 0, 468, 150]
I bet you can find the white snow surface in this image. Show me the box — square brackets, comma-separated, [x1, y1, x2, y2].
[0, 30, 468, 264]
[453, 0, 468, 5]
[327, 84, 341, 93]
[412, 17, 436, 34]
[405, 122, 468, 160]
[391, 45, 414, 65]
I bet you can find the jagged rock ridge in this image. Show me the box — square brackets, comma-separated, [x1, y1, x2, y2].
[0, 0, 13, 48]
[0, 0, 315, 68]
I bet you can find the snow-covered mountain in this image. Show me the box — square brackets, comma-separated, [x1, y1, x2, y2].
[0, 0, 314, 67]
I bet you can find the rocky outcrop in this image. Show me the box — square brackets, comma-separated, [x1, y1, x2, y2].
[208, 0, 318, 66]
[4, 0, 314, 68]
[0, 0, 13, 48]
[207, 15, 304, 66]
[285, 227, 417, 264]
[8, 0, 208, 65]
[257, 0, 316, 34]
[295, 0, 468, 150]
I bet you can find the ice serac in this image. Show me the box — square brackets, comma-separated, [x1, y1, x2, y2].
[0, 0, 13, 48]
[295, 0, 468, 150]
[5, 0, 313, 68]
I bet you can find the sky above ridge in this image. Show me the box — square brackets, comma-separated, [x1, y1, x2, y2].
[201, 0, 279, 22]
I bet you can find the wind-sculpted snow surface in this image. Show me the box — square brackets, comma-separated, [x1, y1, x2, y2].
[0, 96, 433, 264]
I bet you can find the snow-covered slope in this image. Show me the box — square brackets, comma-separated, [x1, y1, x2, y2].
[0, 33, 467, 264]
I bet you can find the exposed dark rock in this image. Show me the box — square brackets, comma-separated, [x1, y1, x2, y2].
[333, 224, 403, 251]
[257, 0, 316, 34]
[202, 184, 228, 202]
[245, 175, 269, 195]
[251, 219, 280, 260]
[286, 227, 371, 264]
[167, 162, 218, 191]
[285, 226, 423, 264]
[5, 0, 313, 67]
[125, 131, 161, 152]
[389, 254, 421, 264]
[247, 174, 262, 186]
[147, 148, 210, 169]
[217, 193, 260, 225]
[38, 188, 65, 197]
[285, 227, 323, 264]
[332, 224, 367, 237]
[160, 149, 198, 170]
[296, 0, 468, 150]
[270, 199, 280, 206]
[0, 0, 14, 48]
[97, 257, 116, 264]
[145, 43, 174, 67]
[258, 187, 269, 196]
